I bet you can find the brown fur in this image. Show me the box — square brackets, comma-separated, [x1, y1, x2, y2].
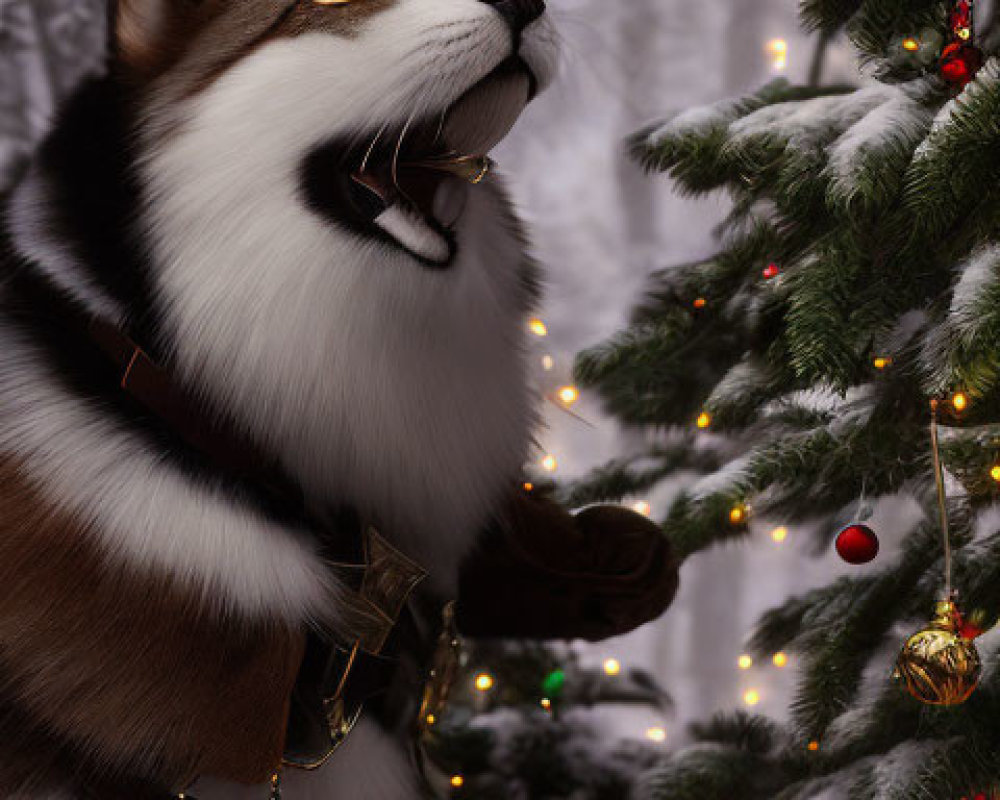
[269, 0, 397, 39]
[0, 457, 307, 791]
[115, 0, 397, 100]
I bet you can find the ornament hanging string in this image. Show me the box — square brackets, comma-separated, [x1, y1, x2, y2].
[930, 399, 953, 599]
[893, 402, 983, 707]
[890, 398, 982, 709]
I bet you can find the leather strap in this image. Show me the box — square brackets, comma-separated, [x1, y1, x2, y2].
[86, 317, 308, 511]
[4, 232, 441, 789]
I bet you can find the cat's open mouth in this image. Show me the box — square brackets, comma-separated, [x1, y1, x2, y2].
[302, 57, 535, 266]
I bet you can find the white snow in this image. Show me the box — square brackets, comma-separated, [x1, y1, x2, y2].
[727, 84, 896, 151]
[826, 80, 936, 201]
[949, 244, 1000, 338]
[646, 96, 753, 142]
[689, 454, 753, 500]
[863, 739, 950, 797]
[707, 358, 769, 408]
[914, 57, 1000, 161]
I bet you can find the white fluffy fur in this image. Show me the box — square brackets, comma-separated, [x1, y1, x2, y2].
[0, 323, 336, 623]
[2, 4, 559, 793]
[373, 204, 452, 264]
[8, 168, 123, 322]
[141, 1, 557, 586]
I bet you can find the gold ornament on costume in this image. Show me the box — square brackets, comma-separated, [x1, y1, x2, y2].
[417, 603, 463, 733]
[893, 599, 981, 706]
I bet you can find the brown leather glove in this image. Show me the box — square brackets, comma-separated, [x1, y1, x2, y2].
[457, 489, 679, 641]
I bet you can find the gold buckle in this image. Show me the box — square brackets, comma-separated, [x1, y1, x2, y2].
[417, 602, 463, 732]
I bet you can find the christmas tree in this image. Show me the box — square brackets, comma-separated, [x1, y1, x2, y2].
[427, 640, 671, 799]
[571, 0, 1000, 797]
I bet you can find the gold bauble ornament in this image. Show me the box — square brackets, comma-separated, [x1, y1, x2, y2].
[892, 600, 981, 706]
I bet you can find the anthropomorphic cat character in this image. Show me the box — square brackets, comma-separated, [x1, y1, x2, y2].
[0, 1, 678, 796]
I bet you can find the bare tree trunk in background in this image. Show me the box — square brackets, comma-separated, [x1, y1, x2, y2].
[808, 29, 834, 87]
[0, 0, 105, 191]
[979, 0, 1000, 52]
[607, 0, 681, 492]
[675, 0, 761, 726]
[0, 0, 35, 188]
[22, 0, 58, 142]
[614, 0, 664, 273]
[724, 0, 766, 93]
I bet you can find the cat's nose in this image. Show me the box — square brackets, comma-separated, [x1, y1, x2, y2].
[480, 0, 546, 34]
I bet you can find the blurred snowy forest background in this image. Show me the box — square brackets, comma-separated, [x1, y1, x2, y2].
[0, 0, 874, 753]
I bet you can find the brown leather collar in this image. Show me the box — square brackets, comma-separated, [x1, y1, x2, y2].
[83, 312, 435, 763]
[86, 316, 302, 503]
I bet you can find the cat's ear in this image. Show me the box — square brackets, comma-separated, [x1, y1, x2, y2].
[109, 0, 208, 76]
[110, 0, 171, 72]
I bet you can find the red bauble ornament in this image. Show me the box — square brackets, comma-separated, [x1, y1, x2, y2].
[763, 263, 780, 280]
[950, 0, 972, 34]
[956, 607, 988, 640]
[960, 621, 986, 639]
[835, 524, 879, 564]
[940, 42, 983, 87]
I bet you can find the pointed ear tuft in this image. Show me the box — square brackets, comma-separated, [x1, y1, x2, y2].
[111, 0, 175, 74]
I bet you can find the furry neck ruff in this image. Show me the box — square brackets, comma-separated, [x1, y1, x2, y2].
[8, 0, 560, 589]
[0, 1, 558, 794]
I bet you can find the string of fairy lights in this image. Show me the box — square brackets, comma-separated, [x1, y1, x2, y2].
[443, 39, 794, 783]
[451, 24, 1000, 791]
[516, 298, 805, 753]
[519, 300, 970, 749]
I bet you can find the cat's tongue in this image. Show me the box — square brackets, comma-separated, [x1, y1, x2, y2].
[346, 68, 530, 264]
[441, 68, 531, 156]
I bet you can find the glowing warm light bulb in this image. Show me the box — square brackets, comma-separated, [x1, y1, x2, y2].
[450, 775, 465, 788]
[766, 39, 788, 70]
[426, 714, 437, 726]
[807, 740, 820, 752]
[693, 297, 707, 309]
[540, 697, 552, 710]
[991, 466, 1000, 482]
[738, 654, 753, 670]
[633, 501, 652, 517]
[873, 356, 892, 370]
[773, 652, 788, 668]
[475, 673, 495, 692]
[902, 36, 920, 51]
[645, 727, 667, 743]
[541, 454, 558, 473]
[771, 526, 788, 543]
[523, 482, 534, 492]
[558, 386, 580, 406]
[604, 658, 622, 676]
[528, 318, 548, 337]
[696, 412, 712, 429]
[743, 689, 761, 706]
[952, 392, 969, 412]
[541, 355, 555, 371]
[729, 505, 746, 524]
